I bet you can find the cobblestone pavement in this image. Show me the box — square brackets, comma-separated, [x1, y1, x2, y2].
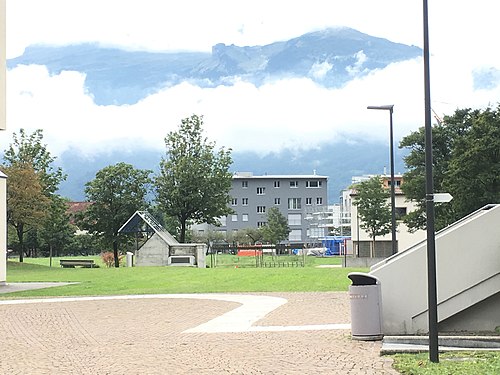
[0, 292, 399, 374]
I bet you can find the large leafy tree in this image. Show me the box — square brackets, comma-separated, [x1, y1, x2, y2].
[156, 114, 233, 243]
[78, 163, 151, 267]
[261, 207, 290, 245]
[353, 176, 392, 257]
[4, 163, 51, 262]
[3, 129, 67, 261]
[3, 129, 66, 195]
[39, 196, 76, 263]
[445, 107, 500, 215]
[400, 106, 500, 231]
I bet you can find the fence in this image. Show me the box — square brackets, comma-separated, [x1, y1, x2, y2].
[208, 243, 306, 268]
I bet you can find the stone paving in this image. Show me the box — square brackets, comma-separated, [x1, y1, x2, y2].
[0, 292, 399, 374]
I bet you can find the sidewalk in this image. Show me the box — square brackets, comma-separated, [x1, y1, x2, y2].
[0, 291, 398, 374]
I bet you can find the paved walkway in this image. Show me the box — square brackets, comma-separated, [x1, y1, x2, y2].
[0, 291, 398, 374]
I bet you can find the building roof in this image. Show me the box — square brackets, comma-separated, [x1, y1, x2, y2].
[233, 172, 328, 179]
[67, 201, 92, 215]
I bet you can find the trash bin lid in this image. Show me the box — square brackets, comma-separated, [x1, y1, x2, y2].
[348, 272, 380, 285]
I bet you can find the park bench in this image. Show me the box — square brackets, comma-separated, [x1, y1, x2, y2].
[60, 259, 95, 268]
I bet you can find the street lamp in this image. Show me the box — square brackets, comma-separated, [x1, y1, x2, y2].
[423, 0, 439, 364]
[367, 105, 397, 256]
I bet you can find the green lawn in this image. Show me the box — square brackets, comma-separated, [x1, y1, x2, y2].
[392, 351, 500, 375]
[4, 255, 361, 298]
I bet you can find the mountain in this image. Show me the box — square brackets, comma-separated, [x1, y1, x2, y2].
[8, 27, 418, 201]
[54, 139, 408, 203]
[8, 27, 422, 105]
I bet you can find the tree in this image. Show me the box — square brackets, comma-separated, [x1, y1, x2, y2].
[260, 207, 290, 245]
[352, 176, 392, 257]
[78, 162, 151, 267]
[4, 163, 51, 262]
[400, 105, 500, 232]
[445, 106, 500, 216]
[155, 114, 233, 243]
[39, 196, 76, 264]
[3, 129, 66, 195]
[3, 129, 66, 261]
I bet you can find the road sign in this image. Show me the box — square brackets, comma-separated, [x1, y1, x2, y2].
[434, 193, 453, 203]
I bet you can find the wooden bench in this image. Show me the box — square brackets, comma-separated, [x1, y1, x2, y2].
[60, 259, 95, 268]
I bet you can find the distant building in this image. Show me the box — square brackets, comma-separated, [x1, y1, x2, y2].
[194, 172, 329, 243]
[346, 174, 425, 257]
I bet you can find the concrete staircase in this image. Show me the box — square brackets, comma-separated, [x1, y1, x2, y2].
[370, 204, 500, 335]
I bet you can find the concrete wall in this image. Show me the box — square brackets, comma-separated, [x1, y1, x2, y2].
[0, 173, 6, 285]
[135, 233, 170, 266]
[0, 0, 5, 285]
[135, 234, 206, 268]
[370, 204, 500, 335]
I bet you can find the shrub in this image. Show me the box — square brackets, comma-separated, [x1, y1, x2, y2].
[100, 251, 126, 267]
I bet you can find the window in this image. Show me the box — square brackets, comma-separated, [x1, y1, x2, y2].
[218, 216, 227, 226]
[257, 187, 265, 195]
[306, 180, 322, 188]
[242, 214, 249, 222]
[288, 214, 302, 226]
[257, 221, 267, 228]
[274, 198, 281, 205]
[231, 198, 237, 206]
[288, 198, 301, 210]
[242, 198, 249, 206]
[274, 181, 280, 188]
[395, 207, 407, 220]
[289, 180, 298, 188]
[231, 214, 238, 222]
[316, 197, 323, 205]
[242, 181, 248, 188]
[257, 206, 266, 213]
[305, 197, 312, 205]
[289, 229, 302, 241]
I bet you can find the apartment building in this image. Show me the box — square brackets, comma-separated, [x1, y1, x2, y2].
[217, 172, 329, 243]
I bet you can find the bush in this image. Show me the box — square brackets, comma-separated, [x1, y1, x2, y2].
[100, 251, 125, 267]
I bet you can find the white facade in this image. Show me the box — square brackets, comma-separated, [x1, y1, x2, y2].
[347, 174, 426, 256]
[0, 0, 6, 285]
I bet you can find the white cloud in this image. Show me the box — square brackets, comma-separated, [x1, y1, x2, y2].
[4, 0, 500, 157]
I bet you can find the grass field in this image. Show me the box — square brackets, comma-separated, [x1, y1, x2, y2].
[4, 255, 360, 298]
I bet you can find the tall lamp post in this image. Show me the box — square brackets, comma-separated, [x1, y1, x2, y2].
[367, 105, 397, 256]
[423, 0, 439, 364]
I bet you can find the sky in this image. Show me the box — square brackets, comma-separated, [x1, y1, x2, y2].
[5, 0, 500, 156]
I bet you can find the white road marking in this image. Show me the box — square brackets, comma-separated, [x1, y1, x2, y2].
[0, 293, 351, 333]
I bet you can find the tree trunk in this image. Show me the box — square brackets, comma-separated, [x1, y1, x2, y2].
[113, 240, 119, 268]
[17, 224, 24, 263]
[180, 219, 186, 243]
[371, 236, 376, 258]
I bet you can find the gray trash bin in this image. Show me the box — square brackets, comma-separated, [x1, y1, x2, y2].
[347, 272, 383, 341]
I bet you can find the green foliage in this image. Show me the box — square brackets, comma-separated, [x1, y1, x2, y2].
[400, 105, 500, 232]
[3, 129, 66, 195]
[79, 162, 151, 267]
[353, 176, 392, 255]
[69, 233, 101, 256]
[156, 114, 233, 242]
[392, 351, 500, 375]
[39, 196, 76, 258]
[2, 129, 66, 262]
[4, 162, 51, 262]
[260, 207, 290, 245]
